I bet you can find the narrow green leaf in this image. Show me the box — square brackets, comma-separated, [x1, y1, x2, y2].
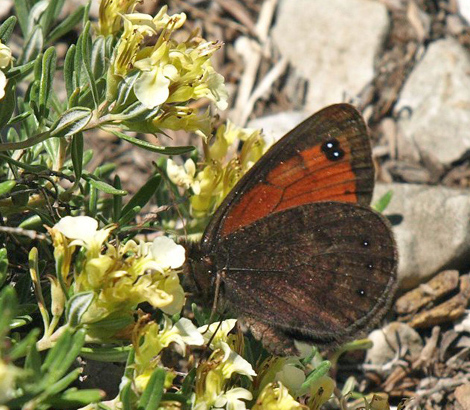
[0, 180, 17, 196]
[46, 388, 105, 408]
[13, 0, 29, 36]
[0, 81, 16, 131]
[0, 248, 8, 289]
[0, 286, 17, 338]
[91, 35, 106, 80]
[65, 292, 94, 327]
[64, 44, 76, 100]
[18, 215, 43, 230]
[120, 382, 133, 410]
[121, 174, 161, 218]
[113, 175, 122, 222]
[180, 368, 196, 398]
[6, 60, 35, 81]
[0, 16, 17, 43]
[110, 130, 195, 155]
[372, 190, 393, 213]
[7, 110, 32, 125]
[298, 360, 331, 396]
[80, 345, 131, 362]
[42, 367, 82, 397]
[21, 25, 44, 64]
[71, 133, 84, 183]
[39, 46, 57, 118]
[81, 21, 98, 107]
[10, 328, 40, 360]
[49, 107, 92, 138]
[25, 338, 42, 376]
[83, 174, 127, 196]
[73, 31, 83, 89]
[40, 0, 65, 37]
[117, 206, 141, 227]
[138, 367, 165, 410]
[0, 153, 48, 172]
[47, 5, 85, 44]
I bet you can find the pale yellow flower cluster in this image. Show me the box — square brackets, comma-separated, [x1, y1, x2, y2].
[51, 216, 186, 325]
[0, 40, 12, 100]
[133, 316, 204, 392]
[102, 2, 228, 136]
[192, 320, 256, 410]
[167, 121, 268, 217]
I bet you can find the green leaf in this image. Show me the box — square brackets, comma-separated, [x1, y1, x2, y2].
[25, 337, 42, 376]
[138, 367, 165, 410]
[6, 60, 35, 81]
[8, 110, 32, 126]
[40, 0, 65, 37]
[0, 153, 48, 172]
[46, 388, 105, 408]
[83, 173, 127, 196]
[81, 21, 98, 107]
[13, 0, 29, 36]
[42, 367, 82, 398]
[0, 248, 8, 289]
[0, 16, 17, 43]
[121, 174, 161, 218]
[10, 328, 40, 360]
[91, 35, 106, 80]
[0, 180, 16, 196]
[113, 175, 122, 222]
[80, 345, 132, 362]
[47, 5, 85, 44]
[117, 205, 141, 227]
[18, 214, 43, 230]
[21, 25, 44, 64]
[110, 130, 195, 155]
[372, 190, 393, 213]
[65, 292, 94, 327]
[39, 46, 57, 118]
[0, 81, 16, 131]
[0, 286, 17, 338]
[64, 44, 76, 100]
[298, 360, 331, 396]
[120, 381, 133, 410]
[50, 107, 92, 138]
[71, 133, 84, 184]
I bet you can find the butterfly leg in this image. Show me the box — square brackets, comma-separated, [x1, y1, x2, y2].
[242, 316, 299, 356]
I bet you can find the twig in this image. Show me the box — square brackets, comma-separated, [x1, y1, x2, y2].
[0, 226, 48, 241]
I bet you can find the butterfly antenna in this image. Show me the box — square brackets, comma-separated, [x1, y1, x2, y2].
[208, 271, 222, 324]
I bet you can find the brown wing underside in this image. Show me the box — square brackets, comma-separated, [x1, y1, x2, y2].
[202, 104, 375, 252]
[215, 202, 398, 344]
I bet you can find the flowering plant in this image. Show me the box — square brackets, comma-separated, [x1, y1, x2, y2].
[0, 1, 397, 409]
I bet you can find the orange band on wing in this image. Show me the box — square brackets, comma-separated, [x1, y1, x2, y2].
[221, 137, 357, 237]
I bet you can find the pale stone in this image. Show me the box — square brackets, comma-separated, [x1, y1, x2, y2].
[373, 183, 470, 290]
[395, 38, 470, 165]
[272, 0, 389, 112]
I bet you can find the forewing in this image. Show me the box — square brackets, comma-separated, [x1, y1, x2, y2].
[202, 104, 374, 252]
[215, 202, 397, 344]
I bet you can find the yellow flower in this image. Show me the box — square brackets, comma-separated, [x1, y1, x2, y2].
[193, 348, 256, 410]
[253, 382, 304, 410]
[198, 319, 237, 353]
[167, 158, 197, 191]
[133, 317, 203, 391]
[256, 357, 305, 397]
[306, 375, 334, 410]
[97, 0, 139, 36]
[0, 41, 12, 69]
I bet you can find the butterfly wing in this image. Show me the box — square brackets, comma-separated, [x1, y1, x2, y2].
[214, 202, 397, 346]
[202, 103, 374, 251]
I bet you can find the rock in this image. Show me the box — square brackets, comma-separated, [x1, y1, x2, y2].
[395, 38, 470, 165]
[365, 322, 423, 375]
[455, 383, 470, 410]
[373, 183, 470, 290]
[248, 111, 310, 142]
[458, 0, 470, 25]
[272, 0, 389, 112]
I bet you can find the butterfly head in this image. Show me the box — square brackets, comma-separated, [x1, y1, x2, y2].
[182, 240, 217, 303]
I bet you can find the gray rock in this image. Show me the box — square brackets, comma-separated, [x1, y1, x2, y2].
[272, 0, 389, 112]
[395, 38, 470, 165]
[248, 111, 310, 142]
[373, 183, 470, 290]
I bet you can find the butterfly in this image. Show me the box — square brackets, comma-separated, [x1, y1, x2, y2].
[186, 103, 398, 355]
